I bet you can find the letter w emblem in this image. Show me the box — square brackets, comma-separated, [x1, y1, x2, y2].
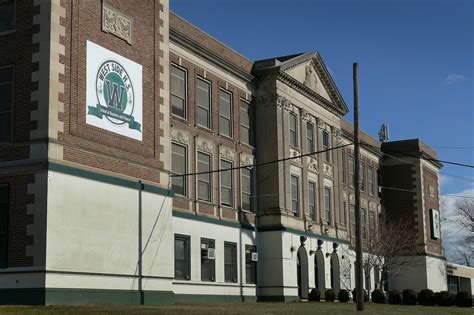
[105, 79, 126, 110]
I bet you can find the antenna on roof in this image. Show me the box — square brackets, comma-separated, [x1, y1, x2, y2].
[378, 123, 390, 142]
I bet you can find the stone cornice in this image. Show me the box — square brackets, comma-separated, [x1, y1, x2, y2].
[170, 28, 255, 83]
[277, 71, 346, 116]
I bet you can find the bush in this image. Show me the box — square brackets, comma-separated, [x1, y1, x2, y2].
[402, 289, 417, 305]
[308, 288, 321, 302]
[338, 289, 350, 303]
[388, 289, 402, 304]
[352, 288, 369, 302]
[417, 289, 435, 306]
[455, 291, 472, 308]
[325, 289, 336, 302]
[371, 289, 386, 304]
[437, 291, 455, 307]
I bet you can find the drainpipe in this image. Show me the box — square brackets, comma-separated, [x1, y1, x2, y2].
[138, 180, 144, 305]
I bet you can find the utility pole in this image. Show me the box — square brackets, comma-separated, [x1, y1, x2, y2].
[353, 63, 364, 311]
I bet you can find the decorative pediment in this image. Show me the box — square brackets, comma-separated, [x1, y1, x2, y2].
[323, 162, 333, 178]
[285, 60, 332, 102]
[171, 128, 190, 145]
[241, 154, 254, 167]
[220, 146, 236, 162]
[196, 137, 214, 153]
[289, 148, 301, 164]
[307, 156, 318, 173]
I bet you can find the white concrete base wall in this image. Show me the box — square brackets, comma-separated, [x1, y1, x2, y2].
[172, 215, 257, 297]
[426, 256, 447, 292]
[45, 171, 174, 292]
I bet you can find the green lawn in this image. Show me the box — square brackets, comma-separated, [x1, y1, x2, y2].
[0, 302, 472, 315]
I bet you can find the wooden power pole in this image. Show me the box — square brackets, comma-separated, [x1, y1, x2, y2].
[353, 63, 364, 311]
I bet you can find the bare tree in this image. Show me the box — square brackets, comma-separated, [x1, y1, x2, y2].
[446, 198, 474, 267]
[347, 214, 423, 291]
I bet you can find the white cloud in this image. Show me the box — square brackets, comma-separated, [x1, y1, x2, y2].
[441, 188, 474, 266]
[444, 73, 467, 85]
[439, 174, 450, 186]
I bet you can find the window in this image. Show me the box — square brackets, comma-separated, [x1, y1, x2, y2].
[219, 90, 232, 137]
[171, 65, 186, 118]
[324, 187, 332, 225]
[0, 67, 13, 143]
[360, 161, 365, 191]
[291, 175, 299, 216]
[322, 130, 330, 161]
[341, 150, 346, 184]
[447, 275, 459, 294]
[0, 185, 8, 268]
[240, 100, 251, 145]
[348, 155, 355, 187]
[224, 242, 237, 283]
[196, 78, 211, 128]
[362, 207, 367, 239]
[342, 200, 347, 226]
[368, 165, 374, 195]
[0, 0, 15, 32]
[306, 122, 314, 153]
[308, 181, 317, 221]
[369, 210, 376, 238]
[201, 238, 215, 282]
[171, 143, 187, 196]
[350, 204, 355, 237]
[289, 113, 298, 147]
[197, 152, 211, 202]
[174, 234, 190, 280]
[245, 245, 257, 284]
[241, 167, 252, 212]
[220, 159, 233, 207]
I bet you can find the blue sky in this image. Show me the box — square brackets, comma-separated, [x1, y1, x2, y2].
[171, 0, 473, 196]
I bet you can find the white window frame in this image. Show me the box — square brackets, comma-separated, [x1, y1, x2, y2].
[324, 186, 332, 225]
[291, 175, 300, 216]
[240, 99, 251, 145]
[289, 113, 298, 148]
[220, 158, 234, 207]
[322, 130, 330, 162]
[170, 64, 187, 119]
[308, 181, 317, 221]
[241, 167, 252, 212]
[197, 151, 212, 202]
[196, 77, 211, 129]
[171, 142, 187, 197]
[219, 89, 233, 138]
[306, 122, 314, 153]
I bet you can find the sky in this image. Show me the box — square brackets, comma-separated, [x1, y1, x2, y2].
[171, 0, 473, 197]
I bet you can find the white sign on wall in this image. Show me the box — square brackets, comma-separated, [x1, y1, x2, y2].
[430, 208, 441, 239]
[86, 40, 143, 141]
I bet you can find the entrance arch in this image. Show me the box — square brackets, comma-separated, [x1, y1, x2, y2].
[315, 250, 325, 291]
[330, 253, 340, 294]
[297, 246, 309, 299]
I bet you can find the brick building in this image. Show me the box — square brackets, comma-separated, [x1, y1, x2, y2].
[0, 0, 448, 305]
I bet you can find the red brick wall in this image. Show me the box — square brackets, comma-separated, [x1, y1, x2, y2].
[0, 1, 37, 162]
[59, 0, 166, 184]
[423, 166, 442, 255]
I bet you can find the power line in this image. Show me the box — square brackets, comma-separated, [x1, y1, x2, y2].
[170, 143, 353, 178]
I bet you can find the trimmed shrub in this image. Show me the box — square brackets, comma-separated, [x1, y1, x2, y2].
[434, 292, 442, 305]
[352, 288, 369, 302]
[417, 289, 435, 306]
[325, 289, 336, 302]
[402, 289, 417, 305]
[438, 291, 455, 307]
[338, 289, 350, 303]
[455, 291, 472, 308]
[371, 289, 386, 304]
[308, 288, 321, 302]
[388, 289, 402, 304]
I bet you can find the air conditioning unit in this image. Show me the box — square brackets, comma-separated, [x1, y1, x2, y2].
[251, 252, 258, 262]
[205, 248, 216, 260]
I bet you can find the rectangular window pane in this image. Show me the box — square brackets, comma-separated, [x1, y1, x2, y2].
[174, 235, 190, 280]
[196, 79, 210, 128]
[324, 187, 331, 225]
[348, 155, 354, 186]
[0, 67, 13, 143]
[241, 167, 252, 212]
[362, 208, 367, 239]
[341, 150, 346, 184]
[342, 201, 347, 226]
[201, 239, 215, 282]
[0, 113, 11, 143]
[245, 245, 257, 284]
[224, 243, 237, 283]
[360, 162, 365, 191]
[219, 90, 232, 137]
[289, 113, 298, 147]
[171, 65, 186, 118]
[368, 166, 374, 195]
[220, 160, 233, 207]
[171, 143, 186, 196]
[322, 130, 330, 161]
[308, 181, 316, 221]
[0, 0, 15, 32]
[291, 175, 299, 216]
[0, 185, 8, 268]
[306, 122, 314, 153]
[350, 204, 355, 237]
[197, 152, 211, 202]
[369, 211, 375, 238]
[240, 100, 251, 145]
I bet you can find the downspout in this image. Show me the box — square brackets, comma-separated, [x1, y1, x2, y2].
[138, 180, 144, 305]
